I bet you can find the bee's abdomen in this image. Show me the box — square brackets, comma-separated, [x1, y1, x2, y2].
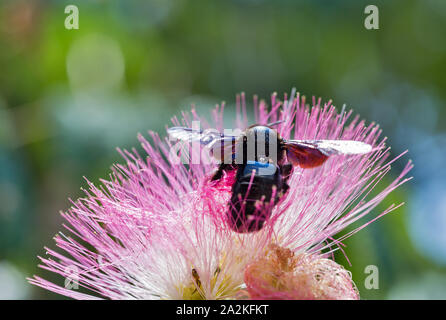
[228, 161, 285, 233]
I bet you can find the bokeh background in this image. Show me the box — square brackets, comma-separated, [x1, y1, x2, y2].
[0, 0, 445, 299]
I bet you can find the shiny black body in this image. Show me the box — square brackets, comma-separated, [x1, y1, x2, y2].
[211, 125, 293, 233]
[228, 161, 291, 232]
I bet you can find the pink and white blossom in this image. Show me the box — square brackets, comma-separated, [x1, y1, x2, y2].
[29, 91, 412, 300]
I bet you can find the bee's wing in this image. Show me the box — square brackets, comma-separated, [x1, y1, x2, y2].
[168, 127, 220, 145]
[283, 139, 372, 168]
[167, 127, 240, 162]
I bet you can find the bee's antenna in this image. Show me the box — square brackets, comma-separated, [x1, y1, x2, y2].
[267, 120, 285, 127]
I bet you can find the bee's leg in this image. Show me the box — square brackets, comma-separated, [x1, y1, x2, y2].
[211, 163, 235, 181]
[280, 163, 293, 195]
[281, 163, 293, 181]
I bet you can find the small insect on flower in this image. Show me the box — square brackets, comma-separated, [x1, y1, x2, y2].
[168, 123, 373, 233]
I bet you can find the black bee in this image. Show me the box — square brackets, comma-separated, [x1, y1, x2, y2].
[168, 123, 372, 233]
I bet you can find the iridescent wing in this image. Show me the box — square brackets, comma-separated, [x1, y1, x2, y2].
[283, 139, 372, 168]
[168, 127, 220, 146]
[167, 127, 240, 162]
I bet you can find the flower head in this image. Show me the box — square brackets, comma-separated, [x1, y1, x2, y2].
[29, 91, 412, 299]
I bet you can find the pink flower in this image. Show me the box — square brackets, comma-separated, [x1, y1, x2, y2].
[28, 91, 412, 299]
[243, 244, 359, 300]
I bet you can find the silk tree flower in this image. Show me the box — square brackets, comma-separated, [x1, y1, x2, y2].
[29, 91, 412, 300]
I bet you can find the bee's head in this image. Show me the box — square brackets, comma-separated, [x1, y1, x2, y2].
[243, 125, 282, 162]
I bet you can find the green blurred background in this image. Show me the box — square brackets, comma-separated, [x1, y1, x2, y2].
[0, 0, 445, 299]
